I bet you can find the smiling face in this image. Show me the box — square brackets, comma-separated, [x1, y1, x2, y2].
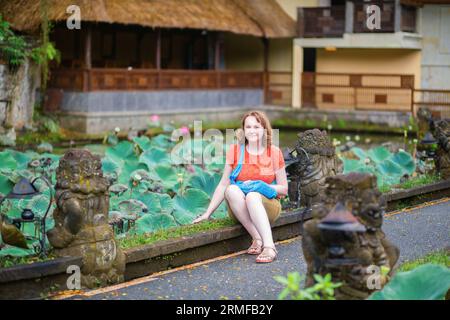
[244, 116, 265, 144]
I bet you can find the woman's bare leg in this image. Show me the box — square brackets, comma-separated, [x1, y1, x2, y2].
[245, 192, 275, 249]
[225, 185, 262, 242]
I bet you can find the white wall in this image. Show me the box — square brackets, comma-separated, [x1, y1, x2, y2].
[420, 5, 450, 89]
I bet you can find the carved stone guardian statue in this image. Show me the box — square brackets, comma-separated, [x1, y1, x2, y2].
[302, 173, 399, 299]
[47, 149, 125, 288]
[286, 129, 343, 209]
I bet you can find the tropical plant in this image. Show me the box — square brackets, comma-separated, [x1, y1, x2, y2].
[340, 146, 416, 187]
[0, 15, 29, 67]
[274, 272, 342, 300]
[0, 130, 234, 257]
[368, 264, 450, 300]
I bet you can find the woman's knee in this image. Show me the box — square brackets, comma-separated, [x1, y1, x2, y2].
[245, 192, 262, 205]
[225, 185, 244, 201]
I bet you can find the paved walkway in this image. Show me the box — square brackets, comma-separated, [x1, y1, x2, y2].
[68, 199, 450, 300]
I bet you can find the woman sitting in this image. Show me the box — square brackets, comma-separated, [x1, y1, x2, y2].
[193, 110, 288, 263]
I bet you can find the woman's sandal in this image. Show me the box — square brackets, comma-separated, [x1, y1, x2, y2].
[247, 239, 263, 255]
[255, 246, 278, 263]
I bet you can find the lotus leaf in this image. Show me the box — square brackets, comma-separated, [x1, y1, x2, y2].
[134, 213, 177, 234]
[105, 141, 136, 164]
[188, 172, 221, 197]
[133, 136, 152, 152]
[172, 189, 210, 225]
[0, 246, 35, 257]
[369, 264, 450, 300]
[118, 199, 148, 216]
[139, 147, 170, 169]
[367, 146, 391, 163]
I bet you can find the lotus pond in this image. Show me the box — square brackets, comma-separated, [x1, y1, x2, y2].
[0, 128, 436, 258]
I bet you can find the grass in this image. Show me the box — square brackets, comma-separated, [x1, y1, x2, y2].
[0, 253, 55, 268]
[271, 117, 413, 135]
[379, 174, 441, 193]
[398, 249, 450, 272]
[118, 217, 237, 249]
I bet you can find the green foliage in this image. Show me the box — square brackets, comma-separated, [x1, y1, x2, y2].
[369, 264, 450, 300]
[0, 131, 231, 254]
[172, 189, 210, 225]
[0, 14, 59, 69]
[134, 213, 178, 234]
[30, 41, 60, 66]
[398, 173, 440, 190]
[0, 15, 29, 67]
[139, 147, 171, 169]
[274, 272, 342, 300]
[341, 146, 416, 187]
[375, 173, 440, 193]
[187, 171, 221, 197]
[398, 250, 449, 272]
[119, 217, 236, 249]
[0, 251, 55, 268]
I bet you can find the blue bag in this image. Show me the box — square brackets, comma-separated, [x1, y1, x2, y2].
[229, 144, 277, 199]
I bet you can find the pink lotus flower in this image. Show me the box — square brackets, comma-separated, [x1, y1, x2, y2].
[180, 126, 190, 135]
[150, 115, 160, 122]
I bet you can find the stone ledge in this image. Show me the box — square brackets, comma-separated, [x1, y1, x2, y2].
[385, 179, 450, 202]
[0, 256, 82, 284]
[125, 209, 305, 264]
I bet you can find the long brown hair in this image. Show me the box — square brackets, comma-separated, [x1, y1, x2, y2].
[236, 110, 273, 149]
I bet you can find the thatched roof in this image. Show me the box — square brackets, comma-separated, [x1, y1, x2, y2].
[401, 0, 450, 5]
[0, 0, 296, 38]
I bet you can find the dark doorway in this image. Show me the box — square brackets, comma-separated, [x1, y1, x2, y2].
[303, 48, 316, 72]
[302, 48, 316, 108]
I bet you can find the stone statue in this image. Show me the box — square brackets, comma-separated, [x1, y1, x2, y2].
[286, 129, 343, 209]
[432, 120, 450, 179]
[417, 107, 450, 179]
[302, 173, 399, 300]
[47, 149, 125, 288]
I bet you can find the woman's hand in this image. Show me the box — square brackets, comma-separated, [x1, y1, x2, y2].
[192, 213, 210, 224]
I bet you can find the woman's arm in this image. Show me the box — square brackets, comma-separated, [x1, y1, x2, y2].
[192, 163, 233, 223]
[272, 167, 289, 197]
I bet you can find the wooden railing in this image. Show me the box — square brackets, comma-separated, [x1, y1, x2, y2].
[265, 72, 292, 106]
[49, 68, 265, 91]
[413, 89, 450, 119]
[353, 1, 396, 33]
[297, 2, 417, 37]
[298, 6, 346, 38]
[401, 5, 417, 33]
[302, 72, 415, 112]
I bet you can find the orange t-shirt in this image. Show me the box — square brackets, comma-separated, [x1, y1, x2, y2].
[225, 144, 285, 184]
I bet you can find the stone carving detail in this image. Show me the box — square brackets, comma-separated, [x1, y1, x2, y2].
[286, 129, 343, 208]
[432, 120, 450, 179]
[47, 149, 125, 288]
[302, 173, 399, 300]
[417, 107, 450, 179]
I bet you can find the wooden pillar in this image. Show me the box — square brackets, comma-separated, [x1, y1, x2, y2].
[137, 29, 144, 67]
[292, 44, 303, 108]
[345, 1, 354, 34]
[215, 32, 221, 70]
[215, 32, 221, 88]
[84, 24, 92, 91]
[297, 8, 305, 38]
[263, 37, 269, 104]
[156, 28, 161, 88]
[394, 0, 402, 33]
[156, 28, 161, 69]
